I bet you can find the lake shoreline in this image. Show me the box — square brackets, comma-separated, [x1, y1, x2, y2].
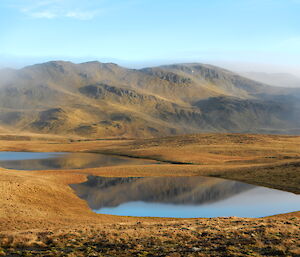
[0, 133, 299, 256]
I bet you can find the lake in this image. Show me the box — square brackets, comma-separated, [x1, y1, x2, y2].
[0, 152, 153, 170]
[1, 152, 299, 218]
[70, 176, 300, 218]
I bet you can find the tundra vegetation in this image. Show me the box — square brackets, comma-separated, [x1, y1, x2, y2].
[0, 133, 299, 256]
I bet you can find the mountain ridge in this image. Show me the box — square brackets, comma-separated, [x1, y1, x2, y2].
[0, 60, 299, 138]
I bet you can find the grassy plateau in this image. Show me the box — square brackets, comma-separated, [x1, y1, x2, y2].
[0, 133, 299, 256]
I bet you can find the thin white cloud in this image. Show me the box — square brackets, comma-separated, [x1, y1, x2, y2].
[65, 11, 98, 20]
[30, 11, 57, 19]
[6, 0, 103, 20]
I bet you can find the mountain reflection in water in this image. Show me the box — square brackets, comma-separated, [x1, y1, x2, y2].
[71, 176, 254, 209]
[70, 176, 300, 218]
[0, 152, 153, 170]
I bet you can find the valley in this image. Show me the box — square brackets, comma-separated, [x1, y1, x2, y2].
[1, 62, 300, 256]
[2, 0, 300, 255]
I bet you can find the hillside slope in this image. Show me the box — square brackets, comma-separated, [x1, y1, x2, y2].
[0, 61, 299, 138]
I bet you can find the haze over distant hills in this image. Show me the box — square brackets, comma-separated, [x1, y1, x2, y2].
[241, 72, 300, 88]
[0, 61, 299, 138]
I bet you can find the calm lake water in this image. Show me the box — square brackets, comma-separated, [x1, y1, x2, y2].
[0, 152, 153, 170]
[71, 176, 300, 218]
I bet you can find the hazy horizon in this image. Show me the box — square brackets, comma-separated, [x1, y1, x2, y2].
[1, 0, 300, 77]
[1, 57, 300, 83]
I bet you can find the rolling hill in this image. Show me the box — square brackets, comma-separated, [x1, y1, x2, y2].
[0, 61, 299, 138]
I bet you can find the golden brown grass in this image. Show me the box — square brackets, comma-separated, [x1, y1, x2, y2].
[1, 216, 300, 256]
[0, 133, 299, 256]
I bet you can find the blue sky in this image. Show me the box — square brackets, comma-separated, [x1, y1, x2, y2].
[0, 0, 300, 72]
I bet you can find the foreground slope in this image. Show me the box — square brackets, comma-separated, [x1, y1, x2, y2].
[0, 61, 299, 137]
